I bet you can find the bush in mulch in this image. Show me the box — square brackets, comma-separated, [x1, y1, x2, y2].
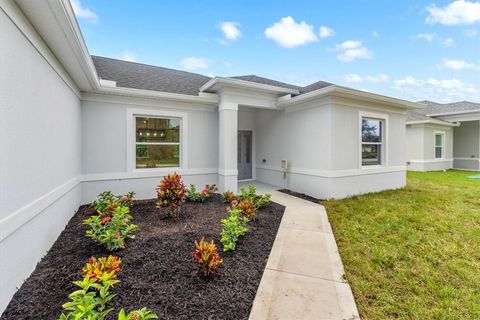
[1, 194, 285, 320]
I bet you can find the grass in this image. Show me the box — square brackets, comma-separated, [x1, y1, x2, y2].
[323, 170, 480, 319]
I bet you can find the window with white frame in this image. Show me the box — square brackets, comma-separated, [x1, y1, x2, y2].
[135, 116, 181, 168]
[361, 117, 384, 166]
[434, 132, 445, 159]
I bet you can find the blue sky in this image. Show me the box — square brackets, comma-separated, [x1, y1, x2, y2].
[73, 0, 480, 102]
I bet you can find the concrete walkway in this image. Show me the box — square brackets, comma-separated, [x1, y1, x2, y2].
[249, 191, 360, 320]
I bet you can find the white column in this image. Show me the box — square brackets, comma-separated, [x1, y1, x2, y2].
[218, 101, 238, 193]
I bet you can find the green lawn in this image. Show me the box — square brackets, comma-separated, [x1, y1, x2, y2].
[323, 170, 480, 319]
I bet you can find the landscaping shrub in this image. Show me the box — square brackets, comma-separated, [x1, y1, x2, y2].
[156, 173, 186, 217]
[238, 185, 271, 209]
[186, 184, 217, 203]
[90, 191, 135, 217]
[222, 191, 237, 203]
[220, 205, 248, 251]
[82, 256, 122, 283]
[59, 259, 157, 320]
[192, 237, 223, 277]
[84, 206, 137, 251]
[238, 198, 257, 221]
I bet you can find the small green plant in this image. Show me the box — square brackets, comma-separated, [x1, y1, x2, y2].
[91, 191, 136, 217]
[156, 173, 187, 217]
[117, 308, 158, 320]
[237, 185, 271, 209]
[84, 206, 137, 251]
[187, 184, 218, 202]
[255, 193, 271, 208]
[220, 205, 248, 251]
[192, 237, 223, 277]
[58, 275, 118, 320]
[59, 259, 157, 320]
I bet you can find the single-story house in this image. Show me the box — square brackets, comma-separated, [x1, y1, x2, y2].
[406, 100, 480, 171]
[0, 0, 423, 312]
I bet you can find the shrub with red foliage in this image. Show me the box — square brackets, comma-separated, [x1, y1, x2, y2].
[155, 172, 187, 217]
[192, 237, 223, 277]
[82, 255, 122, 283]
[238, 198, 257, 221]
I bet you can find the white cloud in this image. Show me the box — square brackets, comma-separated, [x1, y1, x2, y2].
[442, 58, 477, 70]
[442, 37, 456, 46]
[180, 57, 211, 70]
[319, 26, 335, 38]
[394, 76, 478, 101]
[344, 73, 389, 83]
[336, 40, 372, 62]
[119, 50, 136, 62]
[223, 61, 233, 68]
[415, 33, 436, 41]
[426, 0, 480, 25]
[265, 16, 318, 48]
[70, 0, 98, 23]
[219, 21, 241, 42]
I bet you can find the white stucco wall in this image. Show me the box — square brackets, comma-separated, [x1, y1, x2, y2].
[254, 101, 406, 199]
[406, 123, 453, 171]
[81, 99, 219, 202]
[0, 7, 82, 312]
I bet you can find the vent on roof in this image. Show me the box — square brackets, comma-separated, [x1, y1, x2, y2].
[99, 78, 117, 87]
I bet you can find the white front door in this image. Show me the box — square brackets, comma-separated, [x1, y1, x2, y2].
[238, 130, 252, 180]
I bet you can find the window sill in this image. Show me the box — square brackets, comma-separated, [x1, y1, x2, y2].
[361, 165, 384, 170]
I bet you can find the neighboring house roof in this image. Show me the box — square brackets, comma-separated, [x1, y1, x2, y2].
[406, 100, 480, 126]
[92, 56, 333, 97]
[418, 100, 480, 116]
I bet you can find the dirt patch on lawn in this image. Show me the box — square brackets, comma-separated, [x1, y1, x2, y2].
[1, 194, 284, 320]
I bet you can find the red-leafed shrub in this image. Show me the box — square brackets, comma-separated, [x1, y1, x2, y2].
[156, 173, 187, 217]
[222, 191, 237, 203]
[238, 198, 257, 221]
[192, 237, 223, 277]
[82, 255, 122, 283]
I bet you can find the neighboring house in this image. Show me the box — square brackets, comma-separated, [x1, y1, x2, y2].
[406, 101, 480, 171]
[0, 0, 422, 312]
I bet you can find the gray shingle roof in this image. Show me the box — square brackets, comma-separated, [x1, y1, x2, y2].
[406, 100, 480, 123]
[92, 56, 212, 96]
[229, 75, 333, 94]
[418, 100, 480, 115]
[92, 56, 333, 96]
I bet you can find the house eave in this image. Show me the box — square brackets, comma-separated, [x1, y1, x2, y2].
[426, 109, 480, 117]
[277, 85, 424, 110]
[84, 86, 219, 105]
[15, 0, 100, 92]
[199, 77, 300, 95]
[406, 120, 459, 127]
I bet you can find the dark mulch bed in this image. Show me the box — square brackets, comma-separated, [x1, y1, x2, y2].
[278, 189, 322, 204]
[1, 194, 285, 320]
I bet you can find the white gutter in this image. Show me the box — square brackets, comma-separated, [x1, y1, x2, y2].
[426, 109, 480, 117]
[277, 85, 424, 110]
[88, 86, 219, 105]
[199, 77, 300, 95]
[406, 120, 459, 127]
